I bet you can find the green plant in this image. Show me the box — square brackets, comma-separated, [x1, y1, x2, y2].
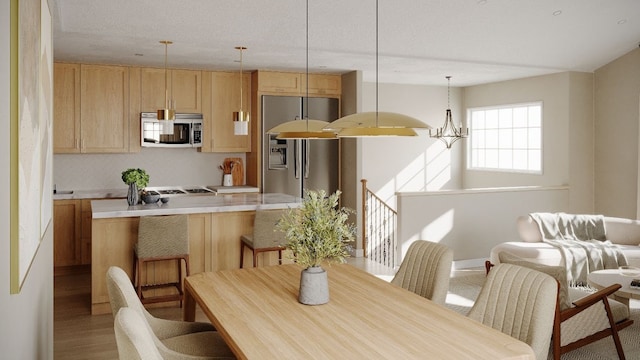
[121, 168, 149, 189]
[276, 189, 355, 269]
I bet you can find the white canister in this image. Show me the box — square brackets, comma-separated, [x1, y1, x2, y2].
[223, 174, 233, 187]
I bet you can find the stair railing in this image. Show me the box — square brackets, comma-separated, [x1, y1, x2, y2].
[361, 179, 397, 268]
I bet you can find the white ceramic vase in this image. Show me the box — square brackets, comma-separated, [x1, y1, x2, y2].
[298, 266, 329, 305]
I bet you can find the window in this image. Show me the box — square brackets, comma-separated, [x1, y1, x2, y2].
[468, 102, 542, 173]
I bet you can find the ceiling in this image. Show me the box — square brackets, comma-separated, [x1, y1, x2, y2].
[50, 0, 640, 87]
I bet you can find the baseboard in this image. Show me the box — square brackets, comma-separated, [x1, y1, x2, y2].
[452, 258, 487, 270]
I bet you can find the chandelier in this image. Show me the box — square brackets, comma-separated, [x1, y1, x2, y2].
[429, 76, 468, 148]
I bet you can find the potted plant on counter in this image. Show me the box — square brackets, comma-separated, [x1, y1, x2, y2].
[276, 189, 355, 305]
[121, 168, 149, 206]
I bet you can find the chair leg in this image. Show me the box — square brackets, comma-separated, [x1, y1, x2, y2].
[240, 242, 245, 269]
[603, 298, 626, 360]
[253, 249, 258, 267]
[278, 250, 283, 265]
[136, 259, 143, 300]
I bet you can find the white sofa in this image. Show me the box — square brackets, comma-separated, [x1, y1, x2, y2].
[490, 215, 640, 267]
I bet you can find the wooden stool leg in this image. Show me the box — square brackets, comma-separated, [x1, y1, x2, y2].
[253, 249, 258, 267]
[136, 259, 143, 300]
[278, 250, 283, 265]
[240, 242, 245, 269]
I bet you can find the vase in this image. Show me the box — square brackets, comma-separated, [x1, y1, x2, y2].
[298, 266, 329, 305]
[127, 183, 138, 206]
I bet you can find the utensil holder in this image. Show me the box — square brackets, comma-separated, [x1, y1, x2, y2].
[223, 174, 233, 187]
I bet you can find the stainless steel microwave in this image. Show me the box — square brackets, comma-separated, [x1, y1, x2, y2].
[140, 112, 203, 148]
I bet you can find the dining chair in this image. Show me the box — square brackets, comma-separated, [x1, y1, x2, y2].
[133, 214, 190, 305]
[390, 240, 453, 305]
[106, 266, 235, 359]
[114, 307, 163, 360]
[468, 263, 558, 360]
[493, 251, 633, 360]
[240, 210, 287, 268]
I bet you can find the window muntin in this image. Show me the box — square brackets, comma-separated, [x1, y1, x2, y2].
[468, 102, 542, 173]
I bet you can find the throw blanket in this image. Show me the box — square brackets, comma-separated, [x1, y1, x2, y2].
[530, 212, 628, 286]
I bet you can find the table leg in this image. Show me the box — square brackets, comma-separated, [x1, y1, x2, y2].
[183, 285, 196, 322]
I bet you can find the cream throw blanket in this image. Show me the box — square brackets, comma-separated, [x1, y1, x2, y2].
[530, 212, 628, 286]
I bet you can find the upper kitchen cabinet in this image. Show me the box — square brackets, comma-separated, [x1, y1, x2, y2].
[255, 71, 341, 96]
[136, 67, 202, 113]
[80, 64, 130, 153]
[201, 71, 252, 152]
[54, 63, 82, 153]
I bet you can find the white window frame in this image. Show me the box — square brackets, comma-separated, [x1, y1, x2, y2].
[467, 102, 543, 174]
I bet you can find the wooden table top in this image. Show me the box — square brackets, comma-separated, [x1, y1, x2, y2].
[183, 264, 534, 360]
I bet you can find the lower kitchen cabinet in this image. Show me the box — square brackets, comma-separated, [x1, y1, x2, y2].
[53, 200, 81, 269]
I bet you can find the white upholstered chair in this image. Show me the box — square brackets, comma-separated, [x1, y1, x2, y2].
[114, 307, 163, 360]
[240, 210, 287, 268]
[468, 263, 558, 360]
[494, 252, 632, 360]
[390, 240, 453, 305]
[106, 266, 235, 359]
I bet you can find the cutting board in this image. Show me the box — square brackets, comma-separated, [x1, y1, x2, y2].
[223, 157, 244, 186]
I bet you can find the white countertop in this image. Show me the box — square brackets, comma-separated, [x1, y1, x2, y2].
[91, 193, 302, 219]
[53, 188, 128, 200]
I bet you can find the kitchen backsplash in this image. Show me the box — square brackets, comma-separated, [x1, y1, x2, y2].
[54, 148, 245, 191]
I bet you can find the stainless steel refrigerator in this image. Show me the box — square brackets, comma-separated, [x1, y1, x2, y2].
[262, 95, 339, 198]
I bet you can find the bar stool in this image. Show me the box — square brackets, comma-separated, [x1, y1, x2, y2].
[133, 214, 190, 305]
[240, 210, 287, 268]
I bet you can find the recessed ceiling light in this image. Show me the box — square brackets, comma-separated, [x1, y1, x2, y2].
[617, 19, 627, 25]
[134, 53, 144, 57]
[552, 10, 562, 16]
[477, 0, 487, 5]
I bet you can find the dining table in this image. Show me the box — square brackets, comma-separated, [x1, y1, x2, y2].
[183, 263, 535, 360]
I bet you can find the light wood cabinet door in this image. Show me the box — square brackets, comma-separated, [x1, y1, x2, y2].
[210, 211, 255, 271]
[302, 74, 342, 96]
[138, 68, 201, 113]
[80, 200, 94, 265]
[53, 63, 81, 153]
[54, 200, 81, 267]
[80, 64, 130, 153]
[189, 213, 210, 274]
[201, 71, 251, 152]
[256, 71, 301, 95]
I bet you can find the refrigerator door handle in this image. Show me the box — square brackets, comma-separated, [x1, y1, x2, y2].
[304, 139, 310, 179]
[294, 140, 301, 179]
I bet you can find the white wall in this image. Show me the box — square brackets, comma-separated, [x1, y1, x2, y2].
[462, 71, 595, 214]
[1, 0, 54, 357]
[360, 82, 464, 209]
[397, 186, 569, 262]
[594, 48, 640, 219]
[54, 150, 244, 191]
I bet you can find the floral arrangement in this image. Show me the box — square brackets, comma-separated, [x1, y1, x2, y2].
[276, 189, 355, 269]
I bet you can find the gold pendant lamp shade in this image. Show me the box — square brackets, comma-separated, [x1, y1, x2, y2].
[233, 46, 250, 135]
[265, 0, 337, 140]
[158, 40, 175, 135]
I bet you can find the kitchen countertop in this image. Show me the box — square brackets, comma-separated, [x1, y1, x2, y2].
[91, 193, 302, 219]
[53, 188, 128, 200]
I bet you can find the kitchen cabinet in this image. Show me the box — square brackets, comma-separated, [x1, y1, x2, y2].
[80, 64, 130, 153]
[53, 63, 81, 153]
[255, 71, 341, 96]
[201, 71, 252, 152]
[80, 200, 94, 265]
[136, 67, 202, 113]
[53, 200, 81, 270]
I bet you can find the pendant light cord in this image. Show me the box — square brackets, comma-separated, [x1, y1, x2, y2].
[375, 0, 379, 126]
[239, 47, 243, 112]
[164, 42, 168, 109]
[305, 0, 309, 131]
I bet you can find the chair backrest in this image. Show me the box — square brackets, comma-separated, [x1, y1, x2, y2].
[136, 215, 189, 258]
[390, 240, 453, 305]
[252, 210, 287, 249]
[114, 307, 163, 360]
[468, 263, 558, 360]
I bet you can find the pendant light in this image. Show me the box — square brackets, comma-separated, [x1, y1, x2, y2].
[429, 76, 468, 148]
[157, 40, 175, 135]
[323, 0, 430, 137]
[266, 0, 337, 140]
[233, 46, 250, 135]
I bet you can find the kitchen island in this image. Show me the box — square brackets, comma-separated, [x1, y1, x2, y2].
[90, 193, 301, 315]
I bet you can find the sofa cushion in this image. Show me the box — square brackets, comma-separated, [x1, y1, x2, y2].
[498, 251, 571, 311]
